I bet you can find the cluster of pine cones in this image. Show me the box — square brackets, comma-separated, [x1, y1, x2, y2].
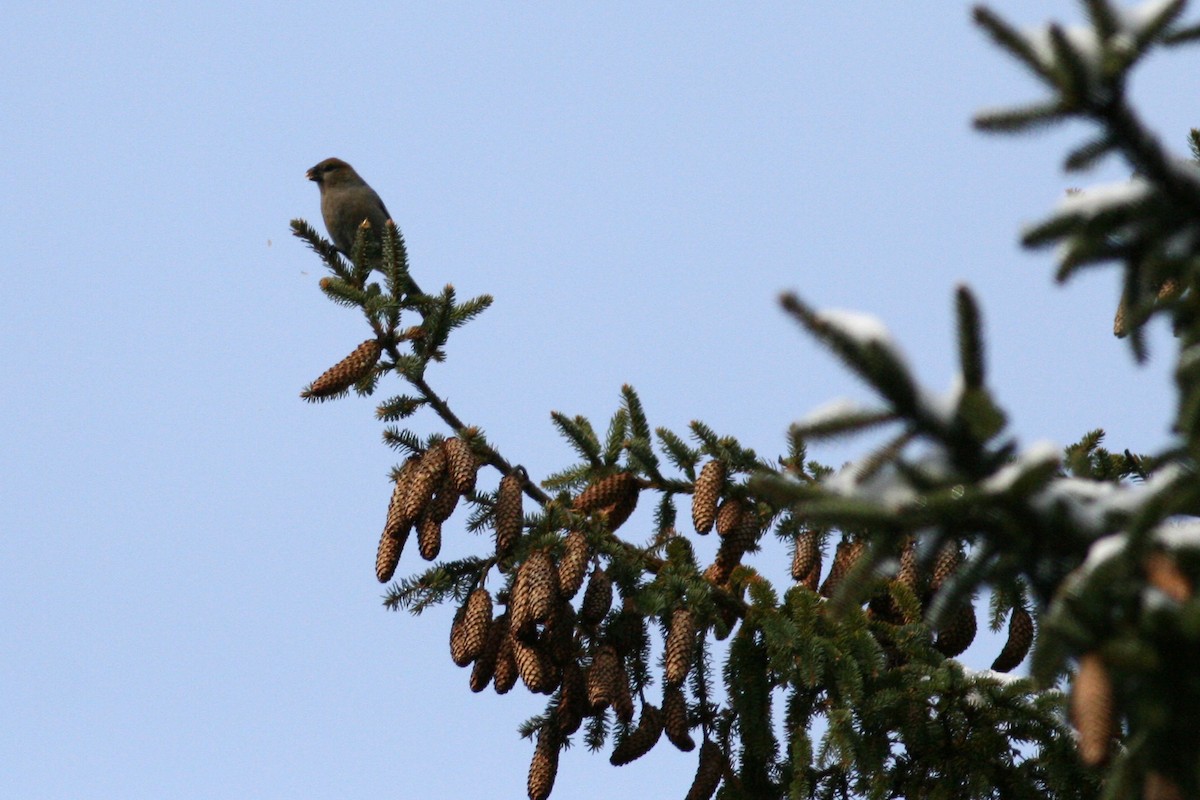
[374, 448, 1044, 800]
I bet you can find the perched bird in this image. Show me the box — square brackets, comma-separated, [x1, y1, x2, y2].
[306, 158, 392, 256]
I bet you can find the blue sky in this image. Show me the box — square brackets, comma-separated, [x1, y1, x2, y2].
[4, 2, 1198, 798]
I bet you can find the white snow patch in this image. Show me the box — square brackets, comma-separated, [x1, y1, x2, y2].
[815, 308, 896, 348]
[824, 461, 919, 511]
[1082, 532, 1128, 573]
[1056, 178, 1152, 217]
[1118, 0, 1178, 35]
[983, 441, 1061, 494]
[796, 397, 873, 429]
[918, 374, 965, 426]
[1156, 519, 1200, 550]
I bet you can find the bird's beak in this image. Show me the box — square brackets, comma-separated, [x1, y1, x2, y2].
[305, 168, 318, 182]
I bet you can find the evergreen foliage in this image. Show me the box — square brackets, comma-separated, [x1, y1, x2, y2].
[292, 2, 1200, 797]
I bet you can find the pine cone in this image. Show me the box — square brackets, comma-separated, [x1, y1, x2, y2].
[443, 435, 479, 496]
[417, 517, 442, 561]
[374, 523, 406, 583]
[897, 537, 919, 589]
[800, 546, 822, 592]
[557, 531, 590, 600]
[544, 601, 578, 667]
[665, 608, 694, 686]
[401, 443, 447, 524]
[714, 497, 744, 537]
[527, 727, 559, 800]
[493, 628, 519, 695]
[586, 645, 621, 712]
[470, 613, 507, 692]
[820, 539, 864, 598]
[423, 472, 461, 524]
[574, 472, 637, 513]
[580, 566, 613, 625]
[685, 740, 727, 800]
[525, 549, 561, 625]
[556, 660, 587, 736]
[611, 662, 635, 724]
[514, 638, 559, 695]
[934, 601, 977, 658]
[1072, 652, 1114, 766]
[599, 483, 639, 531]
[495, 471, 524, 560]
[704, 545, 741, 586]
[384, 455, 427, 537]
[1146, 551, 1192, 602]
[301, 338, 381, 399]
[790, 529, 818, 581]
[930, 541, 961, 593]
[610, 703, 663, 766]
[990, 606, 1034, 672]
[691, 460, 725, 535]
[663, 684, 695, 752]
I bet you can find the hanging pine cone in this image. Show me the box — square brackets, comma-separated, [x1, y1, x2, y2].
[586, 645, 622, 712]
[374, 524, 406, 583]
[401, 443, 447, 524]
[557, 531, 590, 600]
[423, 473, 461, 524]
[820, 539, 865, 598]
[664, 608, 694, 686]
[714, 497, 745, 537]
[691, 460, 725, 535]
[544, 601, 578, 666]
[580, 566, 613, 625]
[443, 435, 479, 496]
[611, 662, 635, 724]
[495, 471, 524, 560]
[514, 638, 559, 695]
[610, 704, 664, 766]
[301, 338, 382, 399]
[791, 529, 818, 581]
[663, 684, 695, 752]
[417, 517, 442, 561]
[704, 545, 741, 586]
[801, 547, 822, 592]
[524, 549, 561, 625]
[600, 482, 640, 531]
[1072, 652, 1115, 766]
[470, 613, 507, 692]
[574, 472, 633, 511]
[990, 606, 1034, 672]
[935, 601, 977, 658]
[930, 541, 962, 593]
[685, 740, 727, 800]
[556, 660, 587, 736]
[493, 628, 519, 695]
[527, 726, 559, 800]
[384, 457, 421, 531]
[1145, 551, 1192, 602]
[895, 536, 917, 586]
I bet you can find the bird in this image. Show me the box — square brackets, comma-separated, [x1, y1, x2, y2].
[306, 158, 392, 257]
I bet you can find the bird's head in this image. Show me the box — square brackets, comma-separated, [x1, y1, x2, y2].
[306, 158, 360, 188]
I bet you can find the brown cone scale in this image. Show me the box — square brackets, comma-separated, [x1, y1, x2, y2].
[685, 740, 727, 800]
[557, 531, 589, 600]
